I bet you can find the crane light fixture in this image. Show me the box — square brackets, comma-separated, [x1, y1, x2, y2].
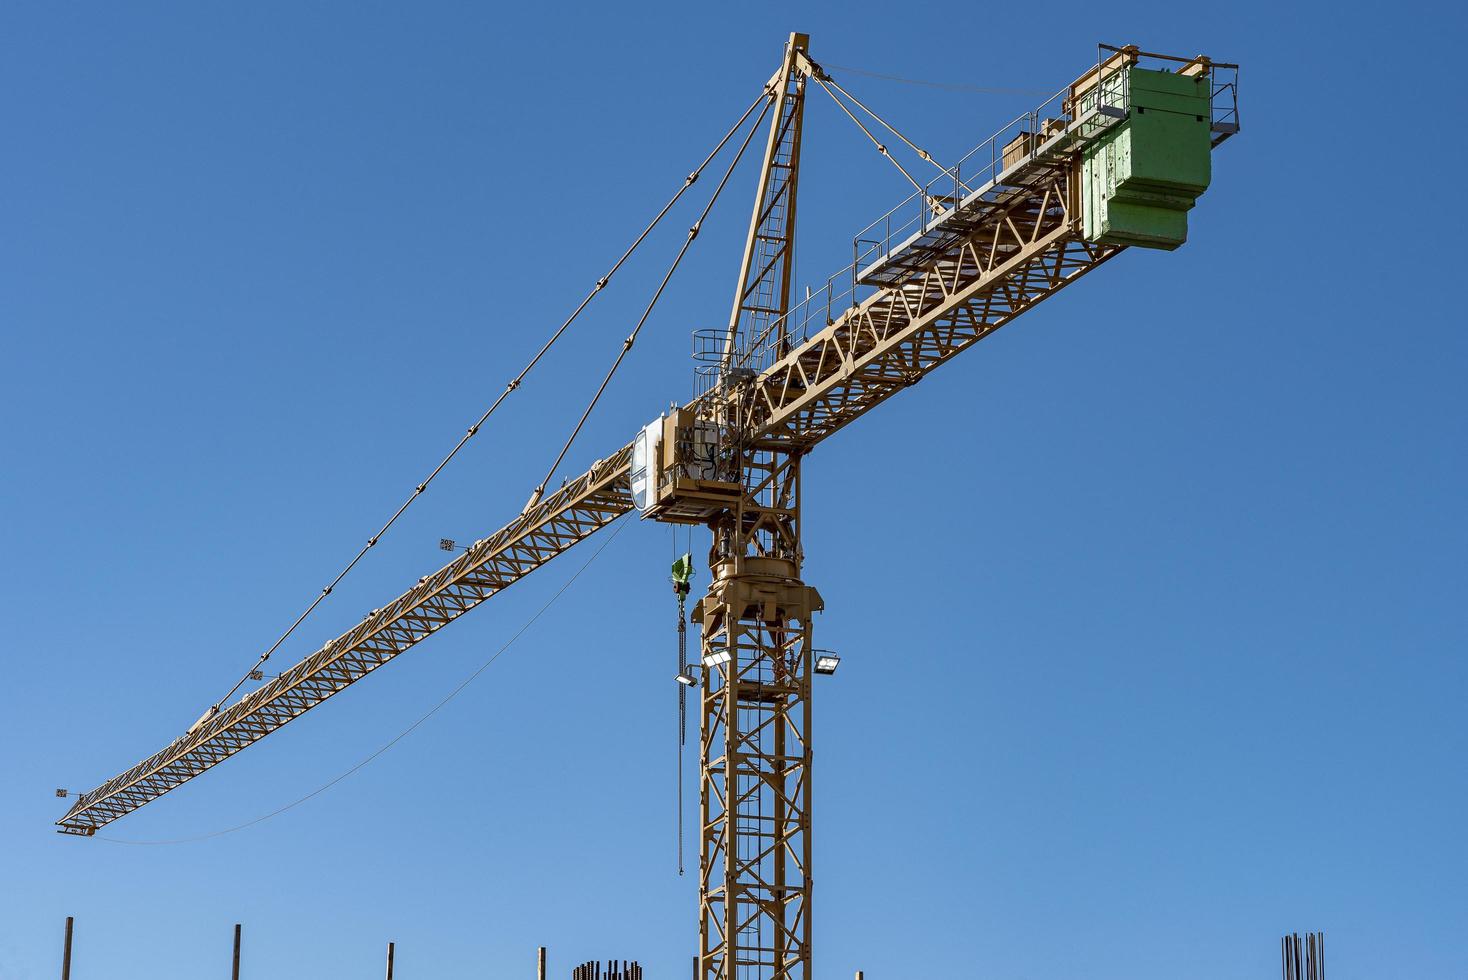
[703, 647, 732, 668]
[675, 670, 699, 687]
[813, 650, 841, 675]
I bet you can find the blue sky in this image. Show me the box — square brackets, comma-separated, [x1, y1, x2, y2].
[2, 2, 1463, 978]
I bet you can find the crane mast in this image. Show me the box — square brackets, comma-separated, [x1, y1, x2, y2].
[57, 34, 1239, 980]
[698, 33, 815, 980]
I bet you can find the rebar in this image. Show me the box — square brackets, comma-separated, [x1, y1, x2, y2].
[573, 960, 643, 980]
[60, 917, 73, 980]
[1281, 932, 1325, 980]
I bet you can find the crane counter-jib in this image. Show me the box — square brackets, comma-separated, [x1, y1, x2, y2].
[711, 47, 1235, 452]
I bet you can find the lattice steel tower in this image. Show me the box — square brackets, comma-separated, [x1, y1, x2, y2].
[696, 32, 817, 980]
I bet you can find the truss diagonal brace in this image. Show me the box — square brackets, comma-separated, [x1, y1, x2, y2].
[56, 448, 636, 836]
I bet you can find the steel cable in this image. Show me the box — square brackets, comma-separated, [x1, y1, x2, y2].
[524, 89, 775, 509]
[98, 515, 630, 845]
[812, 75, 928, 200]
[821, 75, 948, 177]
[821, 61, 1051, 98]
[208, 88, 773, 716]
[677, 591, 687, 876]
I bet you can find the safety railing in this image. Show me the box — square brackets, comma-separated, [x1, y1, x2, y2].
[1209, 64, 1241, 141]
[699, 44, 1237, 395]
[849, 52, 1133, 278]
[699, 261, 866, 391]
[849, 44, 1237, 280]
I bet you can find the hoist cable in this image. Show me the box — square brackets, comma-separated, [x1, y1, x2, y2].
[98, 515, 630, 846]
[208, 88, 773, 715]
[525, 91, 775, 507]
[671, 525, 691, 877]
[677, 590, 687, 877]
[677, 606, 688, 748]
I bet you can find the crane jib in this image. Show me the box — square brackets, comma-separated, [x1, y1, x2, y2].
[56, 448, 636, 834]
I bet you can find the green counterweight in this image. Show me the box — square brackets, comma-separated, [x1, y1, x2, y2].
[1082, 67, 1212, 250]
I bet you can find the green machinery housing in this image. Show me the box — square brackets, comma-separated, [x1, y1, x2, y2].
[1082, 67, 1213, 250]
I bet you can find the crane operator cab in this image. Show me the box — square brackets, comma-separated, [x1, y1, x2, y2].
[631, 408, 741, 523]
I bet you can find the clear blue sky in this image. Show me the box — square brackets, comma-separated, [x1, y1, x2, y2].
[3, 2, 1463, 978]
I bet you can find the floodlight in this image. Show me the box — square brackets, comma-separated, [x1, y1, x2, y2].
[675, 670, 699, 687]
[813, 651, 841, 675]
[702, 647, 732, 668]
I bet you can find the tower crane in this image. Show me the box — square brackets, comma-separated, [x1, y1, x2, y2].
[57, 34, 1239, 980]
